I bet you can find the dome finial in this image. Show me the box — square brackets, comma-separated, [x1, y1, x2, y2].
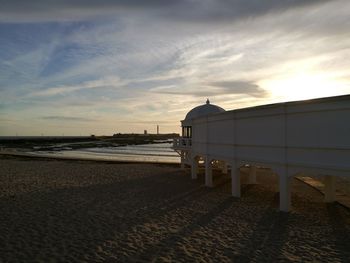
[206, 98, 210, 104]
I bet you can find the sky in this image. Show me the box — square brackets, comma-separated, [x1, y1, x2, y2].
[0, 0, 350, 136]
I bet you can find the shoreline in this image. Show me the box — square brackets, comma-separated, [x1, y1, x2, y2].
[0, 150, 180, 166]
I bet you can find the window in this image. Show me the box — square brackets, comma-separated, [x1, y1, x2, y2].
[188, 126, 192, 138]
[182, 126, 192, 138]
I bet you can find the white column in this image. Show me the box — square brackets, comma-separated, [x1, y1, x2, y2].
[191, 157, 198, 180]
[279, 174, 292, 212]
[248, 165, 257, 184]
[205, 157, 213, 187]
[231, 162, 240, 197]
[180, 151, 185, 170]
[324, 175, 336, 203]
[222, 161, 228, 174]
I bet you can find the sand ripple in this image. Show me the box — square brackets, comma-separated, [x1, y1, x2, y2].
[0, 156, 349, 262]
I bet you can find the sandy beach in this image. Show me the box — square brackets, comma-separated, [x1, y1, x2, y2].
[0, 156, 349, 262]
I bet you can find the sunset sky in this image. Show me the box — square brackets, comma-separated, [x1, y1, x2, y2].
[1, 0, 350, 136]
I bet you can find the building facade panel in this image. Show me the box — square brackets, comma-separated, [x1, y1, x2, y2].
[207, 119, 235, 145]
[236, 115, 285, 146]
[287, 110, 350, 149]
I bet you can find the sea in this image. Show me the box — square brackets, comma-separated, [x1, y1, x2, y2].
[0, 136, 180, 163]
[0, 138, 180, 163]
[32, 142, 180, 163]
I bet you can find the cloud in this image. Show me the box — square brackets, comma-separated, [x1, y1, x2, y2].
[150, 80, 267, 98]
[1, 0, 350, 136]
[160, 0, 329, 24]
[28, 76, 125, 97]
[0, 0, 328, 23]
[40, 116, 95, 122]
[0, 0, 177, 22]
[0, 118, 16, 122]
[207, 81, 268, 97]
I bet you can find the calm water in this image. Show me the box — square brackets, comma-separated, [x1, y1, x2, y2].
[29, 143, 180, 163]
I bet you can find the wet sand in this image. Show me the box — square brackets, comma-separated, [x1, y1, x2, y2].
[0, 156, 349, 262]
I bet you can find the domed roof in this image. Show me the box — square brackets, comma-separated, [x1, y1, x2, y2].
[185, 99, 225, 120]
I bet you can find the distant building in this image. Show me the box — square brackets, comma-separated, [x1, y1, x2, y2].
[173, 96, 350, 212]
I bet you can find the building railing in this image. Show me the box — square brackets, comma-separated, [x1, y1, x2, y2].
[173, 137, 192, 148]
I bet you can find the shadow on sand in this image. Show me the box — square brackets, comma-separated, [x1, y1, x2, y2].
[0, 167, 349, 262]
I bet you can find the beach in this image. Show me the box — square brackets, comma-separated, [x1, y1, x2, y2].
[0, 156, 349, 262]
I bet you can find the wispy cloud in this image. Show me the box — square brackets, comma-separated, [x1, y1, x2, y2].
[0, 0, 350, 135]
[206, 81, 268, 98]
[29, 76, 125, 97]
[0, 0, 328, 23]
[150, 80, 268, 98]
[40, 116, 96, 122]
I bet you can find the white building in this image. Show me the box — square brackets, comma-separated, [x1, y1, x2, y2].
[173, 95, 350, 212]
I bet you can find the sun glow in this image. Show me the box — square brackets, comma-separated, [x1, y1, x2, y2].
[261, 73, 350, 102]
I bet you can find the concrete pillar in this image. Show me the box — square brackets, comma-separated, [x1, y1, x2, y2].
[205, 157, 213, 187]
[279, 174, 292, 212]
[248, 165, 257, 184]
[191, 157, 198, 180]
[231, 162, 240, 197]
[222, 161, 228, 174]
[324, 175, 336, 203]
[180, 151, 185, 170]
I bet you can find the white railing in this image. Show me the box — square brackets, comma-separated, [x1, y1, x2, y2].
[173, 137, 192, 148]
